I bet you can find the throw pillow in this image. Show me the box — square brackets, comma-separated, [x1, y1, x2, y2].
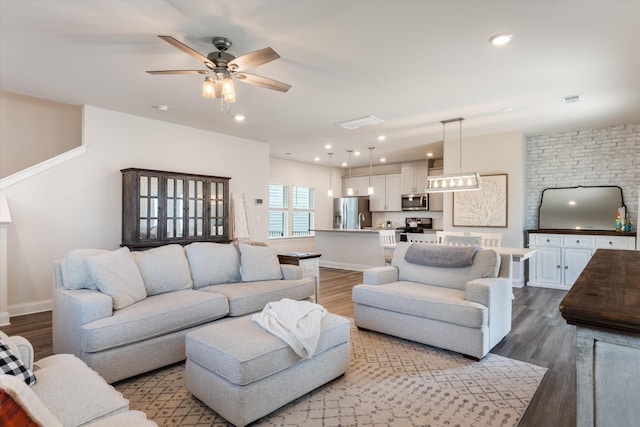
[0, 339, 36, 386]
[238, 243, 283, 282]
[0, 375, 62, 427]
[132, 244, 193, 295]
[184, 242, 241, 288]
[86, 247, 147, 310]
[60, 249, 109, 290]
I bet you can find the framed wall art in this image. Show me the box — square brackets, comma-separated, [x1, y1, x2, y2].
[453, 173, 508, 227]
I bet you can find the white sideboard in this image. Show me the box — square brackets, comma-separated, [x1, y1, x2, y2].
[528, 232, 636, 290]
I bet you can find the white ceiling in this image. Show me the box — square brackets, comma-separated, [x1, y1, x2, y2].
[1, 1, 639, 168]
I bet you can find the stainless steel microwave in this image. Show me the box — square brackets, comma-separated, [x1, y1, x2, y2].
[401, 194, 428, 211]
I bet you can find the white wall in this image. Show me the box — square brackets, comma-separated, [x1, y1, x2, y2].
[442, 131, 526, 248]
[526, 123, 639, 230]
[268, 157, 337, 254]
[1, 106, 269, 316]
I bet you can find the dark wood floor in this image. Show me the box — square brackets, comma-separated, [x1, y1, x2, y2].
[0, 267, 575, 426]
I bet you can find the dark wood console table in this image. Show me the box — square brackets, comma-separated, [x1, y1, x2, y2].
[560, 249, 640, 426]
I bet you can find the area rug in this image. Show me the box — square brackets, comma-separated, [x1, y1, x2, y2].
[115, 324, 547, 427]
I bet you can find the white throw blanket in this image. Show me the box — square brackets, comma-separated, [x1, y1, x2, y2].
[252, 298, 327, 359]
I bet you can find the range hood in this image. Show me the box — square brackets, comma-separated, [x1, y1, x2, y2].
[538, 185, 625, 231]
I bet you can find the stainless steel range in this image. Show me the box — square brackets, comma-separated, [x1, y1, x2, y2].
[396, 217, 433, 233]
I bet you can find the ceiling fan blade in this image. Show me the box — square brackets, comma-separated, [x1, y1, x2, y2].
[235, 73, 291, 92]
[146, 70, 210, 75]
[157, 35, 212, 67]
[228, 47, 280, 71]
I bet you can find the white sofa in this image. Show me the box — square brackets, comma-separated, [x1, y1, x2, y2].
[0, 331, 156, 426]
[352, 242, 513, 359]
[53, 242, 315, 384]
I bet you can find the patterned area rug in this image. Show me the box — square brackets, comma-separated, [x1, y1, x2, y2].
[115, 324, 547, 426]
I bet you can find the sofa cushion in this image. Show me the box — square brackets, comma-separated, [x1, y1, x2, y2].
[0, 375, 62, 427]
[199, 278, 315, 317]
[185, 242, 241, 288]
[0, 339, 36, 386]
[61, 248, 109, 290]
[352, 281, 488, 328]
[392, 242, 500, 290]
[86, 247, 147, 310]
[132, 244, 193, 295]
[238, 244, 283, 282]
[81, 290, 229, 352]
[32, 354, 129, 427]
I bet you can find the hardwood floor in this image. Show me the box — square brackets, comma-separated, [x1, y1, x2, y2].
[0, 267, 575, 426]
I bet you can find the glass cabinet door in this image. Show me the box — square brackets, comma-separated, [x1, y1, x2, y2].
[138, 174, 159, 241]
[165, 178, 184, 239]
[210, 181, 226, 237]
[186, 179, 205, 238]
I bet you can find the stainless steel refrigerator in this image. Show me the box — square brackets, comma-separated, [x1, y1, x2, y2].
[333, 197, 372, 229]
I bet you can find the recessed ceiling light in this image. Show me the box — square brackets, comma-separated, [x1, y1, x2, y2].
[380, 157, 386, 163]
[489, 33, 513, 46]
[234, 115, 246, 121]
[501, 107, 513, 113]
[377, 135, 386, 141]
[314, 157, 320, 162]
[354, 151, 361, 156]
[156, 105, 169, 111]
[342, 162, 347, 167]
[427, 152, 434, 157]
[324, 144, 332, 149]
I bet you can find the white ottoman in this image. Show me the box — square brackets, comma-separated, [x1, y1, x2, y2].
[185, 313, 351, 427]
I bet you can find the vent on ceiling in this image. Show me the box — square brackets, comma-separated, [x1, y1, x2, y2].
[562, 94, 581, 104]
[336, 115, 385, 129]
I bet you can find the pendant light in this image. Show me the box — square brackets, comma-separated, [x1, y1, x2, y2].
[367, 147, 375, 195]
[346, 150, 354, 196]
[327, 152, 334, 197]
[425, 117, 482, 193]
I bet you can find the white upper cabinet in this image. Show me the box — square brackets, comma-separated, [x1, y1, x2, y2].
[370, 173, 402, 211]
[401, 163, 429, 194]
[342, 176, 370, 196]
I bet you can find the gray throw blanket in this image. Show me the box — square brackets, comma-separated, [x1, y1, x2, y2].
[404, 243, 481, 268]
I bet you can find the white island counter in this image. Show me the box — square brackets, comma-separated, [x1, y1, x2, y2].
[313, 229, 391, 270]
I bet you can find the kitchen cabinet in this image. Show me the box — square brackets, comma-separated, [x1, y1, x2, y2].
[528, 232, 636, 289]
[370, 173, 402, 212]
[121, 168, 230, 249]
[342, 176, 370, 196]
[401, 163, 428, 195]
[427, 168, 444, 211]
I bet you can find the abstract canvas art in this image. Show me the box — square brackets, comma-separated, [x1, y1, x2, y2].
[453, 174, 508, 227]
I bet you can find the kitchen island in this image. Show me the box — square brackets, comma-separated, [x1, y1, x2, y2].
[559, 249, 640, 427]
[314, 229, 392, 270]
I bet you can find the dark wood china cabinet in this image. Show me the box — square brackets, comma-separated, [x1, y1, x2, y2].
[121, 168, 230, 249]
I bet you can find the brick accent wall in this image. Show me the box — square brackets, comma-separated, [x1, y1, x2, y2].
[526, 123, 640, 230]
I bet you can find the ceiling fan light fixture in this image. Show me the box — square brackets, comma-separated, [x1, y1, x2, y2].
[222, 75, 236, 103]
[202, 77, 216, 98]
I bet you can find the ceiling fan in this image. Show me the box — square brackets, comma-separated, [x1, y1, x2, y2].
[146, 35, 291, 104]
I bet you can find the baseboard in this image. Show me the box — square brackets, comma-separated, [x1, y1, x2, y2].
[0, 311, 10, 327]
[8, 299, 52, 318]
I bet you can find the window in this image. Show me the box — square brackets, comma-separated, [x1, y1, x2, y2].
[268, 184, 287, 237]
[268, 184, 314, 238]
[292, 186, 314, 236]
